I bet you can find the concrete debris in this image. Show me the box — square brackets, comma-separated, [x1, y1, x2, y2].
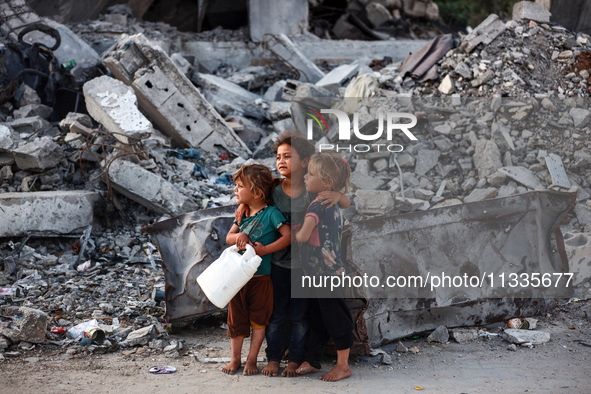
[0, 0, 589, 363]
[500, 329, 550, 345]
[427, 325, 449, 343]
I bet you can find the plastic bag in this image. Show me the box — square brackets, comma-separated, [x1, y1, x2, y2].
[197, 244, 262, 309]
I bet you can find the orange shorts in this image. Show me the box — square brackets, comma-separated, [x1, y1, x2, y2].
[227, 275, 273, 338]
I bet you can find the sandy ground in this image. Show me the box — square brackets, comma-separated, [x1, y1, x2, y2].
[1, 300, 590, 393]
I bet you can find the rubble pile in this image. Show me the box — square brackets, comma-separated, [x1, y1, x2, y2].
[0, 0, 590, 361]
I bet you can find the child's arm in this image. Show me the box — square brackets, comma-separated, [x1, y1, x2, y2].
[317, 191, 351, 209]
[226, 224, 251, 250]
[234, 204, 249, 225]
[295, 216, 317, 244]
[252, 223, 291, 257]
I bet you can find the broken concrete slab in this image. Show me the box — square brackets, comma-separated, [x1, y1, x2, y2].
[8, 116, 51, 135]
[102, 33, 250, 157]
[460, 14, 507, 53]
[0, 124, 19, 151]
[106, 159, 198, 217]
[249, 0, 308, 42]
[13, 104, 53, 120]
[0, 307, 48, 344]
[427, 325, 449, 343]
[83, 75, 153, 144]
[355, 189, 395, 215]
[498, 166, 544, 190]
[464, 187, 498, 203]
[0, 191, 101, 237]
[13, 136, 64, 172]
[123, 324, 157, 347]
[414, 148, 440, 176]
[315, 62, 362, 90]
[194, 73, 268, 120]
[264, 34, 325, 83]
[500, 329, 550, 345]
[450, 328, 479, 343]
[513, 1, 551, 23]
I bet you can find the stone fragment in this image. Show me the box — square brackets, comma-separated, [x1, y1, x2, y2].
[464, 187, 498, 203]
[414, 149, 440, 176]
[355, 190, 395, 215]
[83, 75, 153, 144]
[438, 75, 455, 94]
[366, 2, 392, 27]
[0, 307, 48, 344]
[460, 14, 507, 53]
[498, 166, 544, 190]
[500, 329, 550, 345]
[316, 63, 361, 90]
[13, 104, 53, 119]
[0, 191, 100, 237]
[0, 124, 19, 152]
[9, 116, 51, 135]
[471, 70, 495, 87]
[264, 34, 324, 83]
[450, 328, 478, 343]
[106, 159, 198, 216]
[59, 112, 93, 132]
[124, 325, 157, 347]
[512, 1, 551, 23]
[13, 136, 64, 172]
[396, 341, 408, 352]
[427, 325, 449, 343]
[569, 108, 590, 128]
[473, 140, 502, 178]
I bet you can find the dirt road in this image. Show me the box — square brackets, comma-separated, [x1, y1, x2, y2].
[1, 300, 590, 393]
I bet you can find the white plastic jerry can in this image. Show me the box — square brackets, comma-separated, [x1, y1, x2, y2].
[196, 244, 262, 309]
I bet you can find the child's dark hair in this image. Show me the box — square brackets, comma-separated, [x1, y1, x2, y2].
[308, 152, 351, 193]
[233, 164, 274, 203]
[273, 130, 315, 160]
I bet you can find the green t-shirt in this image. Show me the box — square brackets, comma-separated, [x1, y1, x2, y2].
[270, 181, 315, 269]
[235, 205, 286, 275]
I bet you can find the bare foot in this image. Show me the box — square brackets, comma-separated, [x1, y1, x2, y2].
[281, 361, 300, 377]
[295, 361, 319, 375]
[319, 365, 352, 382]
[222, 359, 241, 375]
[262, 361, 279, 377]
[243, 360, 259, 376]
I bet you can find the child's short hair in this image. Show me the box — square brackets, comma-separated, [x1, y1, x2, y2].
[233, 164, 274, 203]
[273, 130, 316, 160]
[308, 152, 351, 193]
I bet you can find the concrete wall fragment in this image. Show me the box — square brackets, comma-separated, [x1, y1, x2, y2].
[248, 0, 308, 42]
[106, 159, 198, 217]
[83, 75, 153, 144]
[13, 136, 64, 172]
[101, 33, 250, 157]
[0, 191, 100, 237]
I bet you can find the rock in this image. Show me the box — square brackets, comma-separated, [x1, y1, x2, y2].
[512, 1, 551, 23]
[438, 75, 455, 95]
[500, 329, 550, 345]
[498, 166, 544, 190]
[473, 140, 502, 178]
[366, 2, 392, 27]
[355, 190, 395, 215]
[13, 104, 53, 120]
[450, 328, 479, 343]
[381, 353, 393, 365]
[124, 325, 157, 347]
[0, 306, 48, 344]
[569, 108, 590, 128]
[13, 137, 64, 172]
[464, 187, 498, 203]
[396, 341, 408, 352]
[414, 149, 440, 176]
[427, 325, 449, 343]
[507, 344, 517, 351]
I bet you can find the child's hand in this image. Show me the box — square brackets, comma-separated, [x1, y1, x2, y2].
[235, 233, 251, 250]
[235, 204, 249, 225]
[252, 242, 268, 257]
[317, 191, 341, 208]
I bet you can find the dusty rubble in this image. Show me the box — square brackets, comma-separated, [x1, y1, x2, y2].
[0, 0, 590, 362]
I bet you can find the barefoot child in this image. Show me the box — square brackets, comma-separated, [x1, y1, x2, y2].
[237, 131, 350, 378]
[295, 151, 354, 382]
[223, 164, 291, 376]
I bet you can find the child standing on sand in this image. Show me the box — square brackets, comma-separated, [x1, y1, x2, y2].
[223, 164, 291, 376]
[295, 151, 354, 382]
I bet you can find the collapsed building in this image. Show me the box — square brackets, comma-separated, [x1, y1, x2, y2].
[0, 0, 590, 358]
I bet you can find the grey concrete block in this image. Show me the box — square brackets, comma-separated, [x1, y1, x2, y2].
[0, 191, 100, 237]
[513, 1, 551, 23]
[464, 187, 498, 203]
[13, 104, 53, 120]
[102, 33, 250, 157]
[450, 328, 478, 343]
[474, 140, 502, 178]
[460, 14, 507, 53]
[59, 112, 93, 132]
[0, 124, 19, 152]
[13, 136, 64, 172]
[83, 75, 153, 144]
[415, 148, 441, 176]
[8, 116, 51, 135]
[249, 0, 308, 42]
[124, 325, 157, 347]
[316, 62, 361, 90]
[0, 307, 48, 344]
[107, 159, 198, 216]
[195, 73, 268, 120]
[498, 166, 544, 190]
[500, 329, 550, 345]
[427, 325, 449, 343]
[355, 189, 395, 214]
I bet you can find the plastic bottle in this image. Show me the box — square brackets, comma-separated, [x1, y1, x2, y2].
[196, 244, 262, 309]
[0, 288, 16, 296]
